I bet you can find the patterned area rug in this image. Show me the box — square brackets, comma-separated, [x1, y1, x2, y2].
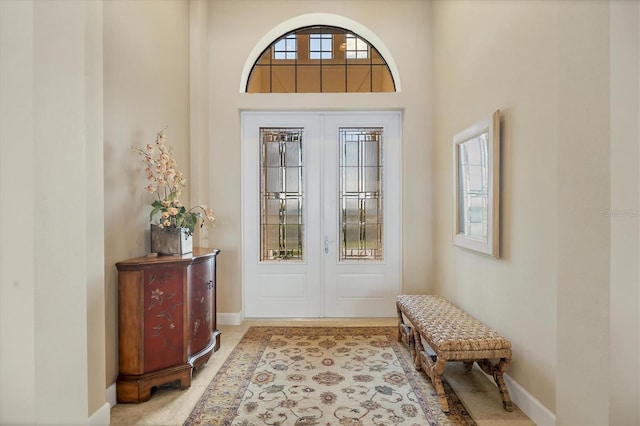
[185, 326, 475, 426]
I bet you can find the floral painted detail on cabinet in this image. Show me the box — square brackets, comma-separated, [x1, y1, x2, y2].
[144, 267, 183, 372]
[187, 260, 213, 356]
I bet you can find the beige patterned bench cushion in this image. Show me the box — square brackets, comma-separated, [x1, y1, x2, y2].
[397, 294, 511, 352]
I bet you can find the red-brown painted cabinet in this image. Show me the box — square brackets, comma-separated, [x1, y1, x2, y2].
[116, 248, 220, 403]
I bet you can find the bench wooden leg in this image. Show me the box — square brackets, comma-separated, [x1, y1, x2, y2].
[396, 304, 404, 342]
[478, 358, 513, 412]
[396, 306, 414, 346]
[493, 358, 513, 412]
[396, 305, 418, 368]
[411, 327, 422, 370]
[432, 359, 450, 413]
[421, 352, 449, 412]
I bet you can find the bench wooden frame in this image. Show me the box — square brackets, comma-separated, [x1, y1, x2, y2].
[396, 294, 513, 413]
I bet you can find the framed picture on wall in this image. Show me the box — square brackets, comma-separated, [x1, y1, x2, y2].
[452, 110, 501, 258]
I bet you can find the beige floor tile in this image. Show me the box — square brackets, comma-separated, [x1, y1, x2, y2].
[444, 364, 535, 426]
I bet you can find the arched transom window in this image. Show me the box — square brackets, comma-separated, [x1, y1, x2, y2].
[247, 25, 396, 93]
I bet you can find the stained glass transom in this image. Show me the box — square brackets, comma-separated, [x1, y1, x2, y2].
[247, 25, 395, 93]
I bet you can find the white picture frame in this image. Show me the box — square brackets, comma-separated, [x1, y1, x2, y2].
[452, 110, 500, 258]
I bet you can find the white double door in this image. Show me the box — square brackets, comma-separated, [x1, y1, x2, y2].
[242, 111, 401, 317]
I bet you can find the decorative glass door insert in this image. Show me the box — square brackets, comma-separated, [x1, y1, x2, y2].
[260, 128, 304, 260]
[339, 128, 383, 261]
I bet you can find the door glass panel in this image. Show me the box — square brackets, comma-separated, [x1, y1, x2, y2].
[339, 128, 383, 261]
[260, 128, 304, 260]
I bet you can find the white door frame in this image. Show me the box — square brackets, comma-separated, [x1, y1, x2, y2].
[241, 110, 402, 318]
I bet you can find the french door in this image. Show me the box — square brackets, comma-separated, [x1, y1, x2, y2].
[242, 111, 401, 317]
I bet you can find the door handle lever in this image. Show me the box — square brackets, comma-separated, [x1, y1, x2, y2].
[324, 236, 335, 254]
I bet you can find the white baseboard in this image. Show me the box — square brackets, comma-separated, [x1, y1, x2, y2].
[88, 400, 111, 425]
[106, 382, 117, 408]
[217, 311, 244, 325]
[474, 364, 556, 426]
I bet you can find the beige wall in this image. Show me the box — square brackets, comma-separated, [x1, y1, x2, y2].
[85, 0, 107, 418]
[0, 0, 106, 422]
[103, 0, 190, 386]
[609, 1, 639, 424]
[432, 0, 639, 424]
[555, 3, 611, 423]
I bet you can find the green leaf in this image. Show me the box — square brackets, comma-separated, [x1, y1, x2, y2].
[149, 205, 162, 222]
[183, 214, 197, 234]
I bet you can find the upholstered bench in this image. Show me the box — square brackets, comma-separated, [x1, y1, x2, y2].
[396, 294, 513, 413]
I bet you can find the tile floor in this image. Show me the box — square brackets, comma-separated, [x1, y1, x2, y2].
[110, 318, 535, 425]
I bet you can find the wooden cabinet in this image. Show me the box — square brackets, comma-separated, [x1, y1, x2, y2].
[116, 248, 220, 403]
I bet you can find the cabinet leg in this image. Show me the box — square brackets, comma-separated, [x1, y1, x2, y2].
[179, 369, 191, 390]
[116, 364, 192, 403]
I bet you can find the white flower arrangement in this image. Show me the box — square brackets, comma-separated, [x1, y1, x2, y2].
[133, 128, 215, 235]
